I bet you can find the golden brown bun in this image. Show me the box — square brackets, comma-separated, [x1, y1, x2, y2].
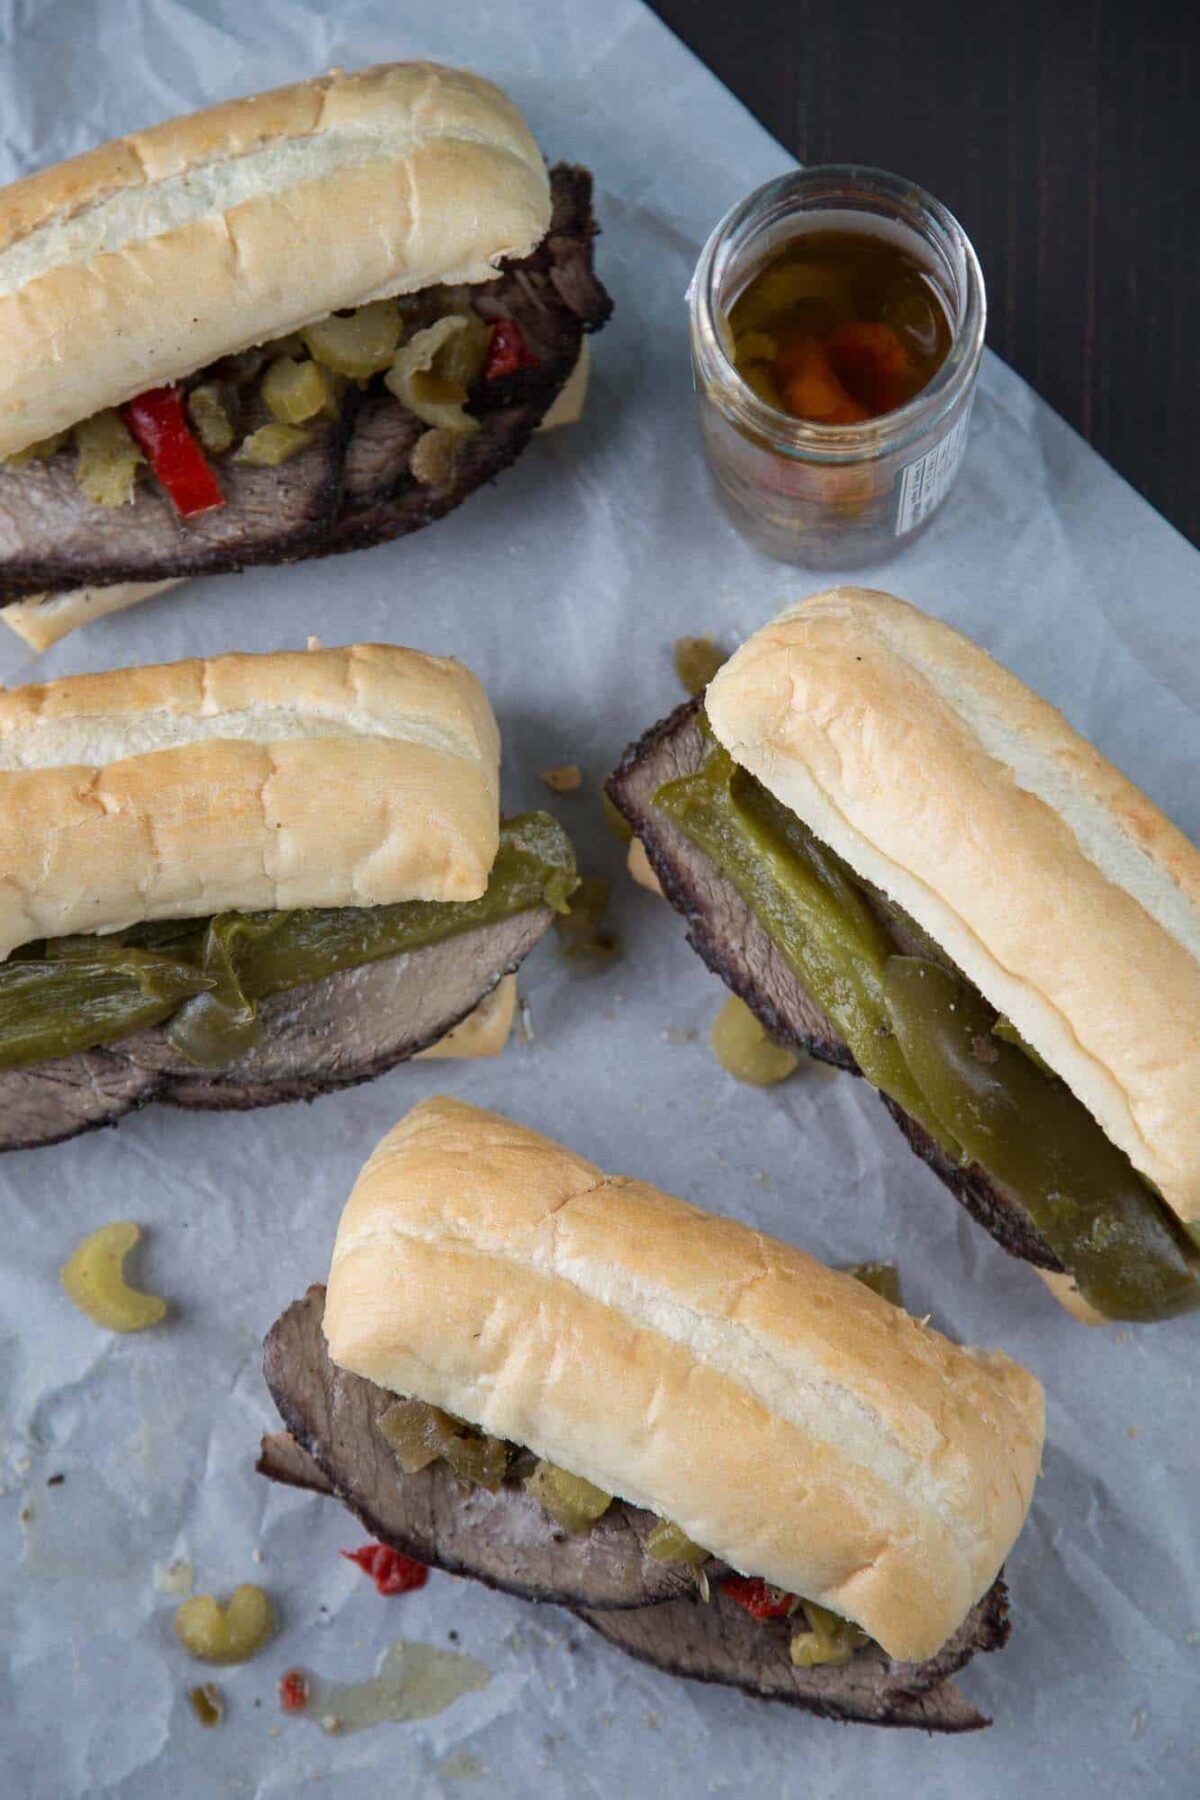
[0, 63, 550, 456]
[324, 1097, 1044, 1664]
[706, 588, 1200, 1232]
[416, 975, 517, 1060]
[0, 643, 499, 958]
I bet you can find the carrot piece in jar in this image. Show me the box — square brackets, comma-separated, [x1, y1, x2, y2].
[774, 337, 869, 424]
[825, 322, 912, 416]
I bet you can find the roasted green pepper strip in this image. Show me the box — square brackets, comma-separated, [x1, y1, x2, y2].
[0, 814, 576, 1072]
[657, 733, 1197, 1322]
[655, 739, 950, 1145]
[882, 957, 1198, 1322]
[165, 913, 285, 1069]
[0, 946, 213, 1069]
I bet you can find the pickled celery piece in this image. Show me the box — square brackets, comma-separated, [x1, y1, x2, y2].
[173, 1586, 274, 1665]
[74, 410, 143, 506]
[435, 311, 490, 390]
[644, 1519, 709, 1564]
[440, 1429, 509, 1492]
[789, 1599, 867, 1666]
[304, 301, 403, 377]
[234, 423, 312, 466]
[710, 994, 798, 1087]
[524, 1461, 612, 1531]
[186, 385, 236, 453]
[60, 1222, 166, 1331]
[409, 425, 459, 488]
[262, 357, 334, 425]
[380, 1397, 509, 1490]
[385, 317, 484, 433]
[379, 1398, 460, 1474]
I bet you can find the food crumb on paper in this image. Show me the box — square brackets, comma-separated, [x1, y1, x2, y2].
[154, 1560, 195, 1597]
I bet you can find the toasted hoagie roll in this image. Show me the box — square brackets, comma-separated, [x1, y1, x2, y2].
[0, 648, 575, 1152]
[0, 65, 610, 616]
[606, 588, 1200, 1322]
[262, 1097, 1043, 1727]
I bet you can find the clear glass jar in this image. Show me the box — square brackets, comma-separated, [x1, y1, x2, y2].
[688, 166, 986, 568]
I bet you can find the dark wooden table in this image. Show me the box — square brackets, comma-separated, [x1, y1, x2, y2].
[650, 0, 1200, 549]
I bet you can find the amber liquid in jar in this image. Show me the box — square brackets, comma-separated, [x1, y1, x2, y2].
[728, 231, 953, 426]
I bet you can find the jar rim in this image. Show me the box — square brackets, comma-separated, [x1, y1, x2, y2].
[689, 164, 987, 462]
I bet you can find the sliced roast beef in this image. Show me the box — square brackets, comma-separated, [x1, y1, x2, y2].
[0, 395, 356, 596]
[0, 1048, 161, 1154]
[260, 1287, 1010, 1730]
[0, 166, 611, 603]
[262, 1285, 701, 1610]
[575, 1580, 1009, 1732]
[257, 1429, 334, 1494]
[606, 700, 1061, 1272]
[0, 907, 551, 1153]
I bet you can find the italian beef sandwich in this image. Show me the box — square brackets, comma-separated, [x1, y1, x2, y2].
[260, 1096, 1044, 1731]
[0, 62, 610, 641]
[0, 645, 575, 1151]
[607, 587, 1200, 1324]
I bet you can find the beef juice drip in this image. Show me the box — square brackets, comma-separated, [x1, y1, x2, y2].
[727, 231, 953, 423]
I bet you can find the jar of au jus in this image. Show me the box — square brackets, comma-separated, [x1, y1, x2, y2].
[688, 166, 985, 567]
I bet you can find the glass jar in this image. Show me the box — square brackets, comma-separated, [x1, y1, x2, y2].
[688, 166, 986, 568]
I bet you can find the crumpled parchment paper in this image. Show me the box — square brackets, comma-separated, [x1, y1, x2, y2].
[1, 3, 1197, 1795]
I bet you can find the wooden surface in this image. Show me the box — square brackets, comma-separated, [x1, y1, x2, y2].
[649, 0, 1200, 548]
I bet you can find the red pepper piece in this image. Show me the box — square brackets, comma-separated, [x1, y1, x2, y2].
[773, 336, 869, 425]
[825, 322, 912, 417]
[483, 318, 539, 381]
[721, 1575, 797, 1621]
[121, 386, 225, 519]
[341, 1542, 429, 1596]
[278, 1668, 310, 1713]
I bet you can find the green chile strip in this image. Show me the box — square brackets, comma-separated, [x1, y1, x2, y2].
[655, 740, 951, 1141]
[883, 958, 1197, 1322]
[0, 947, 213, 1069]
[656, 736, 1198, 1322]
[0, 813, 576, 1073]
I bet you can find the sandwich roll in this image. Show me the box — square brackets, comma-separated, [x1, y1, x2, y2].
[324, 1096, 1045, 1665]
[0, 581, 184, 653]
[0, 64, 551, 458]
[0, 643, 500, 959]
[704, 589, 1200, 1233]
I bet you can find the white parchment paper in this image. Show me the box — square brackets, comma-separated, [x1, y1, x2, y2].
[1, 4, 1197, 1794]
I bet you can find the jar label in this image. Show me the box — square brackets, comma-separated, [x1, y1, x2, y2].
[894, 403, 973, 536]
